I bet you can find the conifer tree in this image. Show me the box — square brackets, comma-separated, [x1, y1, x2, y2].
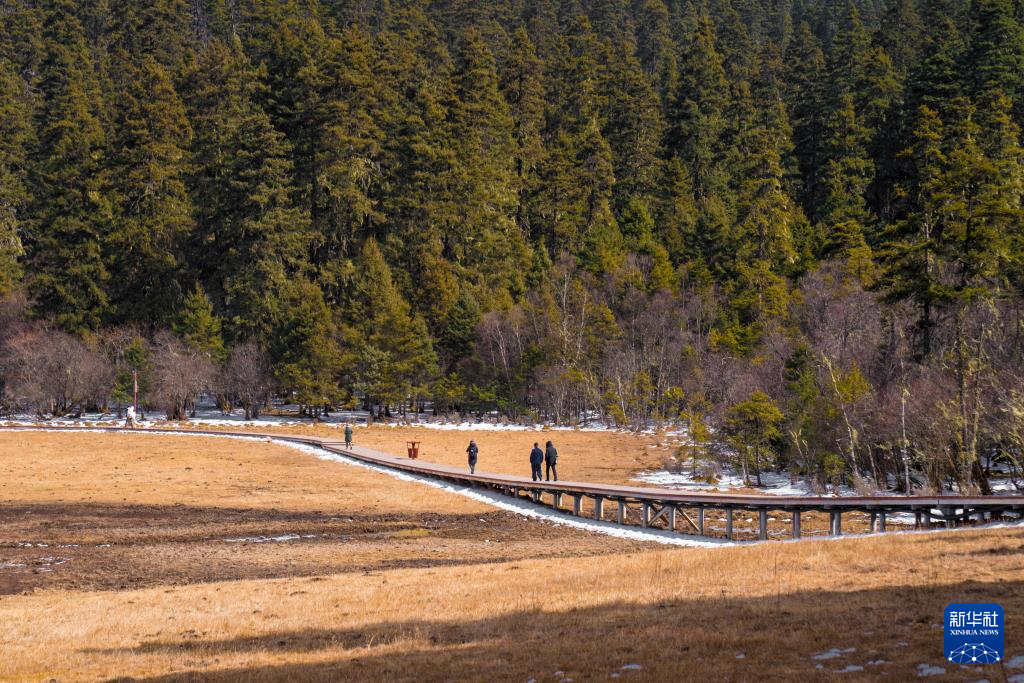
[783, 22, 826, 212]
[185, 39, 311, 341]
[879, 105, 946, 356]
[664, 14, 729, 201]
[174, 284, 227, 363]
[0, 57, 32, 295]
[602, 43, 664, 208]
[106, 57, 194, 327]
[342, 239, 437, 415]
[25, 1, 113, 332]
[309, 27, 386, 301]
[966, 0, 1024, 123]
[501, 27, 546, 236]
[817, 94, 876, 279]
[447, 28, 527, 303]
[271, 277, 343, 415]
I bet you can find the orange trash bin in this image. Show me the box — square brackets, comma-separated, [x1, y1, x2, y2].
[407, 441, 420, 459]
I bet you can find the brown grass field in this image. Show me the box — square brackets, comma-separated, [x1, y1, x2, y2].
[1, 430, 1023, 682]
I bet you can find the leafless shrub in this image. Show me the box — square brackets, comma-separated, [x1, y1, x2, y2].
[0, 328, 113, 416]
[222, 342, 274, 420]
[151, 331, 216, 420]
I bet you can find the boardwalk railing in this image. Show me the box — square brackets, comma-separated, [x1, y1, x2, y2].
[4, 425, 1023, 541]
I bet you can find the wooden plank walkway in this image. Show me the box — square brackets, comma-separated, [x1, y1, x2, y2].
[4, 424, 1023, 541]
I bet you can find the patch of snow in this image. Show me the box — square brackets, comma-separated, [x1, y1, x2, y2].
[967, 679, 991, 683]
[837, 665, 864, 673]
[735, 653, 745, 660]
[990, 478, 1022, 493]
[866, 660, 891, 665]
[1006, 655, 1024, 669]
[3, 401, 643, 433]
[224, 534, 315, 544]
[1009, 676, 1024, 683]
[812, 649, 849, 661]
[619, 664, 642, 670]
[634, 468, 856, 497]
[917, 663, 946, 677]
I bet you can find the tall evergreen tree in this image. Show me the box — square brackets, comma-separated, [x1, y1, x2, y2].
[25, 1, 113, 332]
[106, 57, 194, 327]
[664, 13, 729, 202]
[185, 39, 311, 341]
[0, 57, 33, 295]
[342, 239, 437, 414]
[174, 284, 227, 363]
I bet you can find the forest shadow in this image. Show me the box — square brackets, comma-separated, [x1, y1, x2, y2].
[104, 579, 1022, 682]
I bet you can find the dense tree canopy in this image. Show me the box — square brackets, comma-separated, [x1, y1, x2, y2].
[3, 0, 1024, 494]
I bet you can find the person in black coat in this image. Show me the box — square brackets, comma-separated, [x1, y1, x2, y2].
[467, 440, 479, 474]
[529, 442, 544, 481]
[544, 440, 558, 481]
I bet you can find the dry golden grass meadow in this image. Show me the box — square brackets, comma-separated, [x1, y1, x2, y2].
[1, 428, 1023, 682]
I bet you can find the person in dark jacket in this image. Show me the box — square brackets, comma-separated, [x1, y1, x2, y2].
[530, 442, 544, 481]
[344, 424, 353, 449]
[467, 440, 479, 474]
[544, 440, 558, 481]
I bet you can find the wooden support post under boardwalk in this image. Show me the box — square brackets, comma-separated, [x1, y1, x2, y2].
[594, 496, 604, 521]
[878, 511, 886, 532]
[668, 505, 677, 531]
[915, 511, 924, 529]
[828, 511, 839, 536]
[531, 490, 540, 503]
[759, 510, 768, 541]
[642, 502, 651, 527]
[553, 492, 562, 509]
[792, 510, 801, 539]
[726, 509, 733, 540]
[697, 507, 705, 535]
[617, 500, 626, 524]
[869, 511, 877, 532]
[573, 495, 583, 516]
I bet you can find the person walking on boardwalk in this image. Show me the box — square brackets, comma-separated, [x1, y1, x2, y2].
[530, 442, 544, 482]
[344, 423, 353, 449]
[467, 440, 479, 474]
[544, 440, 558, 481]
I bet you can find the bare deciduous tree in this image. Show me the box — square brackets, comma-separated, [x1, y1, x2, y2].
[0, 328, 113, 417]
[151, 331, 216, 420]
[222, 342, 274, 420]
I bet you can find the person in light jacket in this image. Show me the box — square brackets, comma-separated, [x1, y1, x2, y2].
[544, 440, 558, 481]
[467, 440, 479, 474]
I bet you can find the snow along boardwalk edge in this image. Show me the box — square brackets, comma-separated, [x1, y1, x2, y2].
[2, 425, 1024, 546]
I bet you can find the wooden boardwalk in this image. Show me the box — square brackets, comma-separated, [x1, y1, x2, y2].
[5, 425, 1024, 541]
